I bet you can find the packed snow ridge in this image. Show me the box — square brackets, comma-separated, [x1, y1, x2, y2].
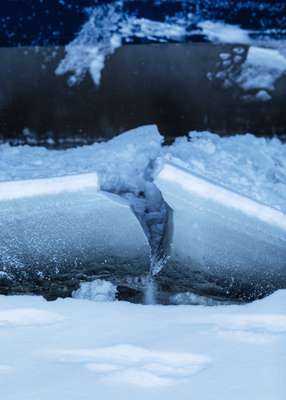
[1, 125, 286, 214]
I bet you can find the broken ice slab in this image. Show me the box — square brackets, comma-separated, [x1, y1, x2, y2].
[155, 159, 286, 300]
[0, 173, 150, 295]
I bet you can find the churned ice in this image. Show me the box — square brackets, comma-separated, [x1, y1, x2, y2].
[1, 125, 285, 214]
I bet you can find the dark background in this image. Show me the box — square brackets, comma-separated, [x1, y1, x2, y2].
[1, 0, 285, 47]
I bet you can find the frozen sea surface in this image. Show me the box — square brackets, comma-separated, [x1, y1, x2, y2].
[0, 290, 285, 399]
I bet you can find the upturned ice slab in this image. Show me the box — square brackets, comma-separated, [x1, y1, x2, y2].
[0, 173, 150, 297]
[155, 159, 286, 299]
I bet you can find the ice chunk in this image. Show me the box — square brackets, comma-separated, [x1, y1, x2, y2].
[235, 46, 286, 92]
[155, 159, 286, 299]
[72, 280, 117, 302]
[0, 173, 150, 284]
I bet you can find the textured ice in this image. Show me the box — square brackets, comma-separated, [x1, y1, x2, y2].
[56, 2, 252, 86]
[165, 131, 286, 213]
[1, 126, 285, 214]
[236, 46, 286, 93]
[208, 45, 286, 102]
[198, 20, 250, 44]
[72, 279, 117, 302]
[1, 126, 286, 297]
[0, 173, 150, 278]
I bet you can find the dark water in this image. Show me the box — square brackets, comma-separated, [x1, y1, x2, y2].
[1, 43, 286, 145]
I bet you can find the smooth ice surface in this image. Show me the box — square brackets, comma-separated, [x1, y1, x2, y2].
[0, 174, 150, 277]
[0, 173, 98, 201]
[0, 126, 165, 278]
[155, 159, 286, 293]
[158, 161, 286, 231]
[0, 290, 285, 399]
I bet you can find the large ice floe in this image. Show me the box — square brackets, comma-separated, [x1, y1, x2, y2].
[0, 125, 286, 302]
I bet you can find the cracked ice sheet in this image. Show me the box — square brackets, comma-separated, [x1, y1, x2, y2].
[1, 126, 286, 213]
[0, 291, 286, 400]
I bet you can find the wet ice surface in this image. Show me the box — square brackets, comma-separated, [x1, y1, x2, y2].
[0, 290, 285, 399]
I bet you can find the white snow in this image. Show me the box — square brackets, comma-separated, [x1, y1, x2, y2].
[0, 308, 64, 327]
[0, 125, 162, 196]
[208, 45, 286, 102]
[0, 290, 285, 399]
[236, 46, 286, 92]
[198, 20, 250, 44]
[165, 131, 286, 213]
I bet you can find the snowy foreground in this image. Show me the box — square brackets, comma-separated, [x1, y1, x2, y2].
[1, 291, 286, 400]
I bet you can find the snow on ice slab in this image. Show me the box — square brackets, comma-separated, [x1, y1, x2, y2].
[0, 173, 99, 201]
[155, 159, 286, 298]
[0, 173, 150, 280]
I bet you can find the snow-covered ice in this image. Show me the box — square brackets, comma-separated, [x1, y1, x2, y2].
[1, 125, 285, 214]
[165, 130, 286, 213]
[1, 125, 285, 299]
[0, 171, 150, 282]
[0, 290, 285, 399]
[155, 160, 286, 298]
